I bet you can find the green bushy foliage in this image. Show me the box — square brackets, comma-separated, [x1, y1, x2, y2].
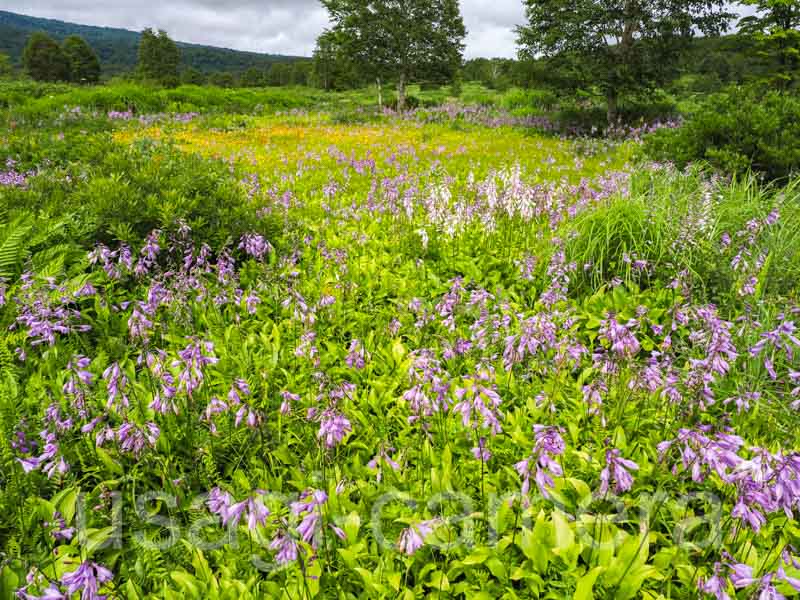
[644, 86, 800, 180]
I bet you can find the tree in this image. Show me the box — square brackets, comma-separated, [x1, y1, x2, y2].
[517, 1, 733, 124]
[266, 63, 292, 86]
[319, 0, 466, 110]
[0, 53, 13, 79]
[180, 67, 206, 86]
[240, 66, 265, 87]
[208, 71, 236, 88]
[22, 32, 71, 82]
[62, 35, 100, 84]
[312, 30, 362, 90]
[138, 28, 180, 86]
[739, 0, 800, 88]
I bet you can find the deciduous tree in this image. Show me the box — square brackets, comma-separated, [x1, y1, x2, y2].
[517, 0, 733, 124]
[138, 28, 180, 86]
[319, 0, 466, 110]
[22, 32, 71, 82]
[739, 0, 800, 88]
[63, 35, 101, 84]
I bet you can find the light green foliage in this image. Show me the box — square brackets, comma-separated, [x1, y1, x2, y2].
[1, 81, 799, 600]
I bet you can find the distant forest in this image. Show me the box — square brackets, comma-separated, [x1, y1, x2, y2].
[0, 10, 305, 77]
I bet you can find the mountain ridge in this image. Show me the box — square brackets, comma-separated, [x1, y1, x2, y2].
[0, 10, 306, 76]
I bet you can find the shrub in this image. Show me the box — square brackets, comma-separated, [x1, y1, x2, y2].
[643, 86, 800, 181]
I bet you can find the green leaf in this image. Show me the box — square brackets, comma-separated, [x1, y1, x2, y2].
[575, 566, 605, 600]
[170, 571, 201, 598]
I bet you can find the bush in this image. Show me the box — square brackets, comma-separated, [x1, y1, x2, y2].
[643, 86, 800, 181]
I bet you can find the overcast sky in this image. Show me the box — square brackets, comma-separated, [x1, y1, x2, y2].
[5, 1, 755, 59]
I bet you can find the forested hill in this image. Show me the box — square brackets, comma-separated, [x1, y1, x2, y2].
[0, 10, 304, 76]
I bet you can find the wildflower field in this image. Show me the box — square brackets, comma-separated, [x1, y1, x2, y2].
[2, 85, 800, 600]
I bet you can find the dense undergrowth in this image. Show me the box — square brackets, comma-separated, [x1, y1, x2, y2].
[1, 83, 799, 600]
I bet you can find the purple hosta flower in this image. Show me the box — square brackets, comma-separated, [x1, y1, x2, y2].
[88, 244, 128, 279]
[45, 511, 75, 542]
[345, 339, 367, 370]
[14, 275, 90, 346]
[280, 390, 299, 415]
[97, 422, 159, 457]
[44, 403, 73, 433]
[725, 391, 761, 413]
[10, 428, 34, 454]
[207, 488, 270, 530]
[64, 355, 93, 395]
[582, 380, 607, 419]
[290, 489, 339, 547]
[388, 318, 401, 336]
[515, 425, 566, 498]
[318, 294, 336, 309]
[269, 531, 299, 565]
[173, 340, 218, 397]
[725, 560, 800, 599]
[787, 369, 800, 409]
[239, 233, 273, 260]
[215, 248, 236, 285]
[739, 276, 758, 297]
[402, 384, 436, 426]
[234, 405, 262, 429]
[127, 302, 155, 340]
[443, 338, 472, 360]
[435, 278, 464, 331]
[453, 376, 503, 435]
[202, 396, 228, 433]
[0, 163, 30, 188]
[658, 427, 744, 483]
[102, 362, 129, 410]
[516, 254, 538, 280]
[598, 448, 639, 495]
[368, 445, 402, 482]
[60, 561, 113, 599]
[679, 306, 739, 407]
[472, 437, 491, 462]
[503, 312, 559, 371]
[149, 373, 178, 415]
[698, 562, 731, 600]
[133, 229, 161, 277]
[397, 519, 440, 556]
[731, 450, 800, 527]
[244, 291, 260, 314]
[317, 409, 352, 448]
[599, 315, 641, 357]
[17, 432, 67, 478]
[227, 378, 251, 404]
[750, 317, 800, 379]
[540, 246, 576, 307]
[294, 330, 320, 366]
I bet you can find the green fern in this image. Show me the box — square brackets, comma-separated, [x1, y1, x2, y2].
[0, 215, 34, 279]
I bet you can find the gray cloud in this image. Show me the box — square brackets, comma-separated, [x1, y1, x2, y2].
[4, 1, 756, 59]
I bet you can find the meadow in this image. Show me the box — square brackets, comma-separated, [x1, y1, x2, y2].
[1, 82, 800, 600]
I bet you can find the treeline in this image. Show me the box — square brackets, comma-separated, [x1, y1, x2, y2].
[3, 29, 314, 88]
[0, 10, 302, 79]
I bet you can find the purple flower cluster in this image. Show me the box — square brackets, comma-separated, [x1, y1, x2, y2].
[515, 425, 566, 499]
[598, 448, 639, 495]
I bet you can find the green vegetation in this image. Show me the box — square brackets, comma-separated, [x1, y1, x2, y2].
[62, 35, 101, 84]
[21, 32, 71, 82]
[644, 86, 800, 180]
[1, 1, 800, 598]
[137, 29, 180, 87]
[0, 10, 304, 78]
